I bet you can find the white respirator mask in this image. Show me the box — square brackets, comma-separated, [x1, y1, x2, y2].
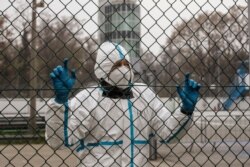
[107, 59, 134, 89]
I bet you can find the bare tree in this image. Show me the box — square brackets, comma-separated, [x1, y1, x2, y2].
[163, 5, 248, 96]
[36, 15, 98, 97]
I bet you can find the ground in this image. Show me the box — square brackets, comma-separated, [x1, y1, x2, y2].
[1, 142, 250, 167]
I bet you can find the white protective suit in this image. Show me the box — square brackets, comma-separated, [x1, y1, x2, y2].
[46, 42, 192, 167]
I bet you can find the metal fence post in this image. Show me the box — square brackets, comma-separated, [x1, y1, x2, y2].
[248, 0, 250, 75]
[29, 0, 44, 133]
[149, 136, 157, 160]
[28, 0, 38, 133]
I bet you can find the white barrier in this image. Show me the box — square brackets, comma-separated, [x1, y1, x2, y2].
[0, 98, 48, 117]
[161, 97, 250, 111]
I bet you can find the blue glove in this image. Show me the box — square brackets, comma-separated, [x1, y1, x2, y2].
[177, 73, 201, 115]
[50, 59, 76, 104]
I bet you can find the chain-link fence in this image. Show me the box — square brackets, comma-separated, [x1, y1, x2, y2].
[1, 0, 250, 166]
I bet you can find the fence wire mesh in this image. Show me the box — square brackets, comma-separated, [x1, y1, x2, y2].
[1, 0, 250, 166]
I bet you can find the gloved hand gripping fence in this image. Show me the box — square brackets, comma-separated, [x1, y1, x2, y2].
[50, 59, 76, 104]
[177, 73, 201, 115]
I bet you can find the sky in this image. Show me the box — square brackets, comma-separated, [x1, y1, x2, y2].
[0, 0, 248, 55]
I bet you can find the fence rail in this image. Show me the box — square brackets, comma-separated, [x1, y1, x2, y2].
[0, 117, 45, 130]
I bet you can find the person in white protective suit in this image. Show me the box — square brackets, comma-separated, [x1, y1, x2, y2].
[46, 41, 201, 167]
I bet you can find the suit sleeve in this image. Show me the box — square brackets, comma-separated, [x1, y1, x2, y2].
[45, 93, 92, 150]
[145, 88, 192, 144]
[45, 99, 68, 149]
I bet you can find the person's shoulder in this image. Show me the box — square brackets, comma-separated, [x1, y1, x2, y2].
[133, 82, 147, 91]
[70, 86, 101, 110]
[132, 82, 156, 98]
[74, 86, 100, 100]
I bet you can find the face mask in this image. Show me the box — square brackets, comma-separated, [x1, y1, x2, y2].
[108, 59, 134, 89]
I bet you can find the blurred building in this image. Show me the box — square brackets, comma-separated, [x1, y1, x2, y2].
[98, 0, 141, 75]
